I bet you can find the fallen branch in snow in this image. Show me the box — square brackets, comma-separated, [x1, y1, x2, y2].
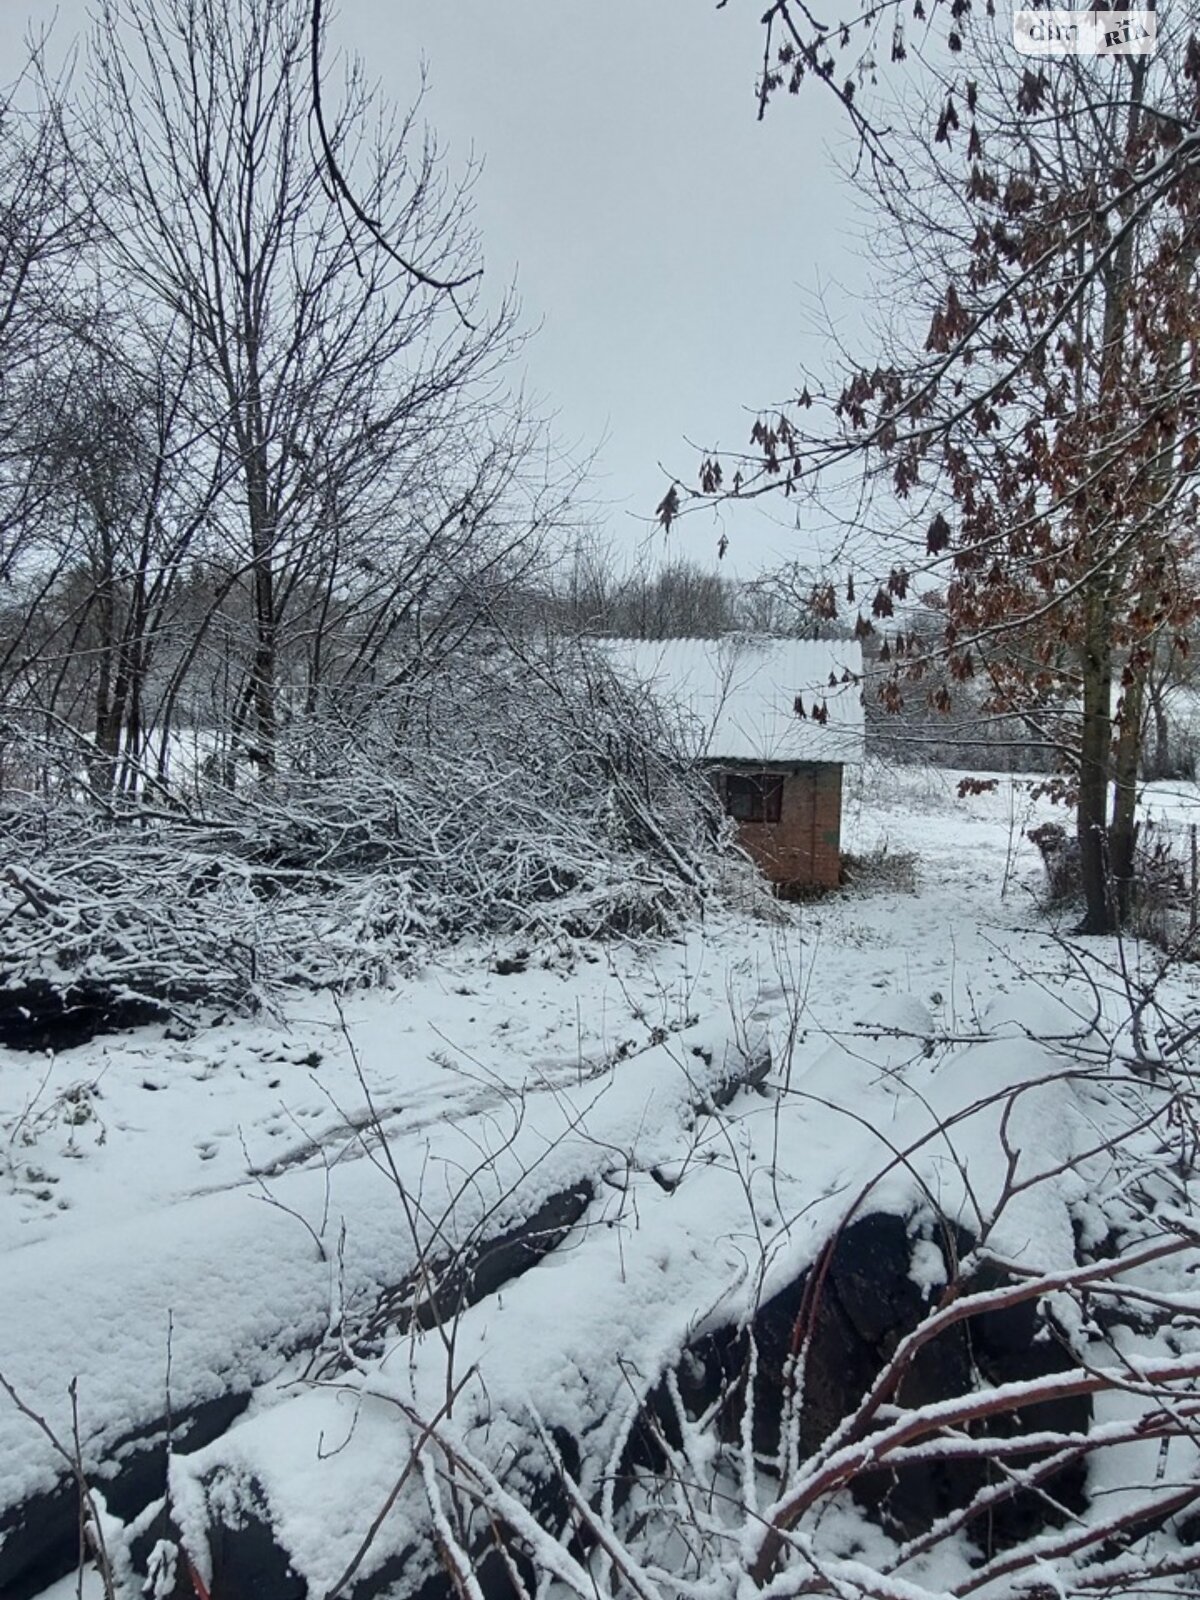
[751, 1341, 1200, 1586]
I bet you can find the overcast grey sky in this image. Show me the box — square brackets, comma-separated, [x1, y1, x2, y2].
[4, 0, 869, 574]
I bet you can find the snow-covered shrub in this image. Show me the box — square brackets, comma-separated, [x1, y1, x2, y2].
[0, 639, 727, 1034]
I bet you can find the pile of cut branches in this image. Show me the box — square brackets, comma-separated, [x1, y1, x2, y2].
[0, 644, 725, 1038]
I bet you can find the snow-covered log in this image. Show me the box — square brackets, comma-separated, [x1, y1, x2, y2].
[0, 1018, 763, 1599]
[141, 995, 1200, 1600]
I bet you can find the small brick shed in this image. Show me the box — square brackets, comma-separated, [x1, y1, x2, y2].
[604, 637, 864, 891]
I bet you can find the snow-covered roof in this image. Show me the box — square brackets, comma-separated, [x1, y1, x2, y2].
[600, 636, 865, 766]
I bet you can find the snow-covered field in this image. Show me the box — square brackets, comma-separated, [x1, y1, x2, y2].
[4, 764, 1200, 1600]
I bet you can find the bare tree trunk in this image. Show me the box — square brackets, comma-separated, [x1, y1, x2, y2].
[1109, 668, 1143, 924]
[1076, 59, 1148, 934]
[242, 293, 278, 768]
[249, 502, 277, 770]
[90, 519, 122, 801]
[1078, 594, 1114, 933]
[1153, 684, 1171, 777]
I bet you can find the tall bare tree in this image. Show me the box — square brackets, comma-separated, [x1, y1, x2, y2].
[83, 0, 544, 773]
[0, 64, 88, 588]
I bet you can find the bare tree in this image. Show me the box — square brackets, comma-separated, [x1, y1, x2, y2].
[0, 59, 88, 582]
[0, 312, 234, 798]
[81, 0, 541, 773]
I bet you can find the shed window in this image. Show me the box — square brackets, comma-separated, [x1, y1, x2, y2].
[725, 773, 783, 824]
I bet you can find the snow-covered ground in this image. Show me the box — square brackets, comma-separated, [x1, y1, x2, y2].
[7, 763, 1197, 1256]
[4, 764, 1200, 1599]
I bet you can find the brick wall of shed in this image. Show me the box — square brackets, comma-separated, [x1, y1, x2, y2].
[735, 765, 843, 890]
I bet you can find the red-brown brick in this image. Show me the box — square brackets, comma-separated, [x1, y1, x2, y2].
[719, 763, 843, 891]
